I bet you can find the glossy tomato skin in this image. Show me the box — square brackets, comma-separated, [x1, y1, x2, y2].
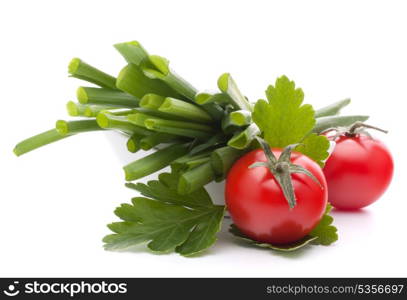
[225, 149, 328, 244]
[323, 135, 393, 210]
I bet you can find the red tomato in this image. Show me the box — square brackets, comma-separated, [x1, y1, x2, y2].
[323, 134, 393, 210]
[225, 149, 328, 244]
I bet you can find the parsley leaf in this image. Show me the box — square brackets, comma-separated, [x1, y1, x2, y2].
[252, 75, 330, 166]
[229, 225, 318, 252]
[229, 204, 337, 251]
[296, 134, 330, 167]
[103, 172, 225, 256]
[309, 204, 338, 245]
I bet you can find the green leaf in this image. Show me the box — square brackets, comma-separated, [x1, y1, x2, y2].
[229, 203, 337, 251]
[252, 75, 330, 165]
[104, 172, 225, 256]
[176, 208, 224, 256]
[229, 225, 317, 252]
[296, 133, 330, 167]
[125, 172, 212, 209]
[253, 76, 313, 147]
[309, 204, 338, 245]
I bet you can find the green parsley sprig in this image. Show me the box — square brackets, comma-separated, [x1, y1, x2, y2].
[104, 173, 225, 256]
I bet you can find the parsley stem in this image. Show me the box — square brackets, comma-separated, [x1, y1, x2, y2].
[124, 143, 189, 181]
[211, 146, 246, 180]
[313, 115, 369, 134]
[139, 132, 179, 150]
[55, 119, 102, 136]
[96, 112, 153, 136]
[178, 162, 215, 194]
[228, 123, 260, 149]
[77, 87, 139, 107]
[13, 129, 71, 156]
[158, 97, 213, 123]
[68, 58, 117, 89]
[116, 64, 180, 99]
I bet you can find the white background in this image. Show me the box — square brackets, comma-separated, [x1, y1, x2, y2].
[1, 0, 406, 277]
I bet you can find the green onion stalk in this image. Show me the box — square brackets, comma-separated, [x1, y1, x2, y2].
[14, 40, 365, 195]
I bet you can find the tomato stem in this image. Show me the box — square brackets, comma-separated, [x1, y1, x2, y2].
[348, 121, 388, 136]
[250, 137, 322, 209]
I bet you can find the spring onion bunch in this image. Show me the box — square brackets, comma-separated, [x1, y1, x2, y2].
[14, 41, 367, 194]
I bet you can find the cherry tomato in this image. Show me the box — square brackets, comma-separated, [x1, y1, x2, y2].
[225, 149, 328, 244]
[323, 134, 393, 210]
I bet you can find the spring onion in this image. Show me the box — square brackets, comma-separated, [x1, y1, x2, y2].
[77, 86, 139, 107]
[66, 101, 88, 117]
[158, 97, 213, 123]
[96, 112, 152, 136]
[13, 129, 71, 156]
[217, 73, 252, 111]
[126, 133, 145, 153]
[178, 162, 216, 194]
[139, 132, 179, 150]
[211, 146, 246, 180]
[228, 123, 260, 149]
[139, 94, 165, 109]
[116, 64, 180, 99]
[56, 119, 102, 136]
[124, 143, 189, 181]
[68, 58, 117, 89]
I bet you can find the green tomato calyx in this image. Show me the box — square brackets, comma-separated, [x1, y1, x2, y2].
[249, 137, 322, 210]
[322, 121, 388, 140]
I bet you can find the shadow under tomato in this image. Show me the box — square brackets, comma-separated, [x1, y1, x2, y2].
[331, 207, 374, 216]
[330, 207, 375, 242]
